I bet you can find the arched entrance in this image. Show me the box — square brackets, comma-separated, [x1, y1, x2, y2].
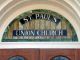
[0, 0, 80, 60]
[0, 0, 80, 42]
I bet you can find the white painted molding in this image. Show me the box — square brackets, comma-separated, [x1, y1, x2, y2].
[0, 42, 80, 49]
[0, 0, 13, 11]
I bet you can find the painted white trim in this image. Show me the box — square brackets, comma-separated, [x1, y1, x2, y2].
[0, 42, 80, 49]
[0, 0, 13, 11]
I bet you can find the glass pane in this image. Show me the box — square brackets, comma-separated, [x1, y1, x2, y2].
[51, 56, 69, 60]
[9, 56, 25, 60]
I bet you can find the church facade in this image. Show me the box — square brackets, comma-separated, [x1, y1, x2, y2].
[0, 0, 80, 60]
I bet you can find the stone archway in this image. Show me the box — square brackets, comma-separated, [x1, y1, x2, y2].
[0, 0, 80, 42]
